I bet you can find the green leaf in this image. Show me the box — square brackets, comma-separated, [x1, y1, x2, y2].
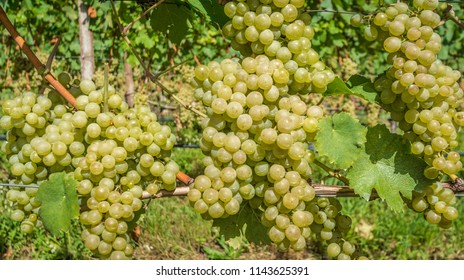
[135, 32, 155, 49]
[325, 76, 378, 103]
[212, 203, 270, 245]
[36, 172, 80, 236]
[325, 76, 351, 95]
[150, 3, 192, 45]
[187, 0, 229, 28]
[347, 125, 433, 212]
[347, 75, 378, 103]
[315, 112, 367, 169]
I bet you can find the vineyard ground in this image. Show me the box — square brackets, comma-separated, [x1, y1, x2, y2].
[1, 190, 463, 260]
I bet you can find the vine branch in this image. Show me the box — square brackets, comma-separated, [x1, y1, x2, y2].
[313, 159, 350, 185]
[304, 9, 361, 15]
[123, 0, 167, 35]
[139, 180, 464, 200]
[3, 179, 464, 199]
[443, 4, 464, 29]
[0, 6, 77, 108]
[109, 0, 206, 119]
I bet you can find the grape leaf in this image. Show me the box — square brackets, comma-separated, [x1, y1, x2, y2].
[149, 3, 192, 45]
[187, 0, 228, 28]
[346, 75, 378, 103]
[212, 203, 270, 245]
[315, 112, 367, 169]
[134, 31, 155, 49]
[325, 76, 378, 103]
[347, 125, 432, 212]
[36, 172, 79, 236]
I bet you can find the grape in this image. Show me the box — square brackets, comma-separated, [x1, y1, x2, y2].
[361, 2, 464, 183]
[409, 184, 459, 227]
[0, 79, 181, 260]
[184, 0, 367, 259]
[327, 243, 341, 258]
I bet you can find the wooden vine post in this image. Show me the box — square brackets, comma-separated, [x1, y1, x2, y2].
[78, 0, 95, 80]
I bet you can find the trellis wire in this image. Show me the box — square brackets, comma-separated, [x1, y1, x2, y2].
[0, 183, 463, 197]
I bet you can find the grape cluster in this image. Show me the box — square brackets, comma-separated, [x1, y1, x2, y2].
[222, 0, 335, 92]
[1, 79, 179, 259]
[352, 1, 462, 227]
[189, 0, 359, 257]
[358, 1, 464, 179]
[1, 92, 58, 233]
[340, 57, 358, 81]
[409, 183, 458, 228]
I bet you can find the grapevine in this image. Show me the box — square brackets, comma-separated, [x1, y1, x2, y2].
[353, 0, 464, 228]
[189, 0, 361, 259]
[0, 0, 463, 261]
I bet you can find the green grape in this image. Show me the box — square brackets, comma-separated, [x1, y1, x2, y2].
[186, 0, 364, 257]
[350, 14, 363, 27]
[327, 243, 341, 258]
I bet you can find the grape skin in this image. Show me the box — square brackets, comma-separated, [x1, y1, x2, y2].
[0, 79, 181, 259]
[360, 1, 464, 181]
[189, 0, 361, 259]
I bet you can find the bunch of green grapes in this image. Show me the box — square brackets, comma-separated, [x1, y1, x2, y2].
[70, 80, 179, 259]
[340, 57, 359, 81]
[189, 0, 360, 257]
[1, 79, 180, 259]
[366, 103, 381, 126]
[222, 0, 335, 92]
[1, 92, 58, 233]
[352, 1, 463, 227]
[408, 183, 459, 228]
[357, 1, 464, 180]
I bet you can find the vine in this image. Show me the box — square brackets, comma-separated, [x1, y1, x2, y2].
[0, 0, 463, 260]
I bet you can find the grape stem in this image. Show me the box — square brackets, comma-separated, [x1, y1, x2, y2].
[103, 63, 109, 113]
[313, 159, 350, 185]
[46, 36, 61, 73]
[304, 9, 362, 15]
[0, 7, 77, 109]
[442, 4, 464, 29]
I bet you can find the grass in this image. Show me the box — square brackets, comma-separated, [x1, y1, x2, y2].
[340, 197, 464, 259]
[1, 190, 464, 260]
[170, 147, 205, 177]
[0, 209, 91, 259]
[134, 197, 213, 260]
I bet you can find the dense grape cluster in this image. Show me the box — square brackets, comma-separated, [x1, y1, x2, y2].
[409, 183, 459, 228]
[1, 92, 59, 233]
[359, 1, 464, 179]
[222, 0, 335, 92]
[189, 0, 359, 257]
[353, 0, 462, 227]
[1, 79, 179, 259]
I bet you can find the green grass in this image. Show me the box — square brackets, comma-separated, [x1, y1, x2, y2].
[340, 197, 464, 259]
[134, 197, 213, 259]
[170, 147, 205, 178]
[0, 210, 90, 259]
[1, 191, 464, 260]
